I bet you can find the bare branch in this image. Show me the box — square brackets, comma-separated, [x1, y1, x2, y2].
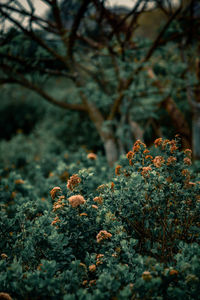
[67, 0, 91, 60]
[0, 6, 68, 67]
[1, 63, 86, 111]
[143, 6, 182, 62]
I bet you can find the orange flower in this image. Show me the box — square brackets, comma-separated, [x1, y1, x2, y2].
[79, 262, 87, 269]
[133, 144, 140, 152]
[154, 138, 163, 147]
[14, 179, 25, 184]
[167, 156, 177, 166]
[126, 151, 134, 159]
[111, 182, 115, 190]
[50, 187, 61, 200]
[143, 149, 150, 154]
[168, 140, 178, 153]
[87, 153, 97, 160]
[134, 139, 146, 147]
[68, 195, 86, 208]
[112, 253, 117, 257]
[141, 166, 152, 177]
[79, 213, 88, 216]
[96, 230, 112, 243]
[89, 264, 96, 272]
[153, 156, 165, 168]
[82, 280, 88, 286]
[1, 253, 8, 259]
[67, 174, 81, 191]
[96, 254, 104, 259]
[97, 184, 106, 191]
[184, 157, 192, 166]
[11, 191, 17, 199]
[142, 271, 152, 281]
[93, 196, 103, 205]
[115, 165, 122, 175]
[145, 155, 153, 160]
[188, 182, 196, 187]
[0, 293, 12, 300]
[184, 149, 192, 157]
[89, 280, 96, 286]
[162, 139, 170, 150]
[51, 216, 60, 226]
[53, 197, 65, 212]
[169, 269, 178, 276]
[92, 205, 98, 209]
[182, 169, 190, 177]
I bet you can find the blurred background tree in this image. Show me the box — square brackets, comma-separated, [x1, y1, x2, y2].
[0, 0, 200, 165]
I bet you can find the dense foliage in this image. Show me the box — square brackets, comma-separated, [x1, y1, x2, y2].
[0, 137, 199, 300]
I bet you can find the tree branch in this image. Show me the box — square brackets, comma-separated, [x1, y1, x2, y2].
[1, 64, 86, 111]
[67, 0, 91, 60]
[0, 6, 68, 67]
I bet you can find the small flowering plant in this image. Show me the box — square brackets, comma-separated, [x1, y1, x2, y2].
[103, 138, 200, 262]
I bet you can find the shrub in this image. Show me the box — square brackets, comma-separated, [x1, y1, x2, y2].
[0, 138, 199, 299]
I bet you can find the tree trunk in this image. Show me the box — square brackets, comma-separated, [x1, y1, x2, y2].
[81, 98, 119, 166]
[103, 138, 119, 166]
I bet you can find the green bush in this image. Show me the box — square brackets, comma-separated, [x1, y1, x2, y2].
[0, 138, 199, 299]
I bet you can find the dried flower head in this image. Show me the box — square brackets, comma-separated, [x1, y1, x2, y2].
[182, 169, 190, 177]
[153, 156, 165, 168]
[96, 254, 104, 260]
[93, 196, 103, 205]
[167, 156, 177, 166]
[89, 280, 96, 286]
[115, 165, 122, 175]
[97, 184, 106, 191]
[11, 191, 17, 199]
[14, 179, 25, 184]
[1, 253, 8, 259]
[133, 139, 146, 148]
[82, 280, 88, 286]
[111, 182, 115, 190]
[96, 230, 112, 243]
[79, 213, 88, 216]
[89, 264, 96, 272]
[50, 187, 61, 200]
[169, 140, 178, 153]
[154, 138, 163, 147]
[92, 205, 98, 209]
[51, 216, 60, 226]
[143, 149, 150, 154]
[184, 149, 192, 157]
[142, 271, 152, 281]
[169, 269, 178, 276]
[141, 166, 152, 177]
[52, 197, 65, 212]
[126, 151, 134, 159]
[184, 157, 192, 166]
[0, 293, 12, 300]
[68, 195, 86, 208]
[87, 153, 97, 160]
[133, 144, 140, 153]
[79, 262, 87, 269]
[162, 139, 170, 150]
[145, 155, 153, 160]
[67, 174, 81, 191]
